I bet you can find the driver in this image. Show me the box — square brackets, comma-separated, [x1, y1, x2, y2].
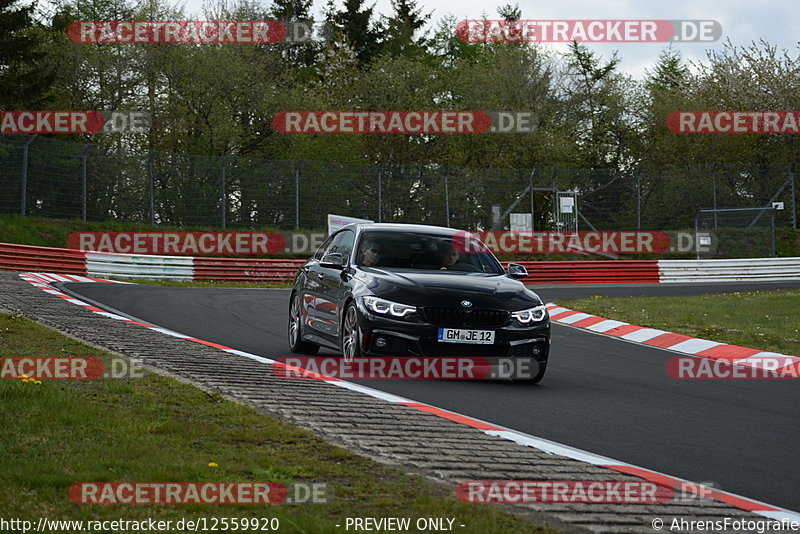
[360, 238, 383, 267]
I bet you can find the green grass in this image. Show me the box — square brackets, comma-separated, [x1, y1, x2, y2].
[0, 314, 554, 533]
[558, 289, 800, 356]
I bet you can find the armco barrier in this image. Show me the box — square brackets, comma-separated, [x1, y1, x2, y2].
[193, 257, 305, 282]
[515, 260, 660, 284]
[85, 252, 194, 280]
[1, 243, 798, 283]
[0, 243, 87, 274]
[659, 257, 800, 283]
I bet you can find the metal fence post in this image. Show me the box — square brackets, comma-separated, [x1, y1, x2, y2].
[711, 164, 718, 229]
[147, 152, 155, 225]
[221, 158, 227, 229]
[529, 168, 536, 232]
[771, 208, 776, 257]
[377, 163, 382, 223]
[636, 168, 642, 230]
[443, 165, 450, 227]
[550, 168, 558, 229]
[294, 160, 301, 229]
[80, 145, 93, 222]
[694, 212, 700, 260]
[20, 134, 37, 216]
[791, 162, 797, 230]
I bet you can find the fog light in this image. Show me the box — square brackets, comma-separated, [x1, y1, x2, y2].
[375, 337, 387, 348]
[531, 343, 543, 356]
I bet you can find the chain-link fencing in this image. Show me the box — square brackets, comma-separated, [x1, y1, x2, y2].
[1, 134, 797, 235]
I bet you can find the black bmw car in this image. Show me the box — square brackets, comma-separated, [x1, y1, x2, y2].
[288, 223, 551, 382]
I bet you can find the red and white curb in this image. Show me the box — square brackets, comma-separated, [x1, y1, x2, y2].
[17, 272, 800, 522]
[544, 303, 800, 376]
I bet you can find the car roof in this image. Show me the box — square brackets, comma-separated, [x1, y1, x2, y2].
[347, 223, 460, 237]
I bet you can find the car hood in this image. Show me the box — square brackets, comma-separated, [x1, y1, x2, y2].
[354, 268, 543, 310]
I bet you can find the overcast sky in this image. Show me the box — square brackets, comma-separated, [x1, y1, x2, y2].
[174, 0, 799, 80]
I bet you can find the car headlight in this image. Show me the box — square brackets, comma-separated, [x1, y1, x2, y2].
[362, 296, 417, 318]
[511, 305, 548, 324]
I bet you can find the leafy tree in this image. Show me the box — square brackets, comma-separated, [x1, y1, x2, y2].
[0, 0, 54, 108]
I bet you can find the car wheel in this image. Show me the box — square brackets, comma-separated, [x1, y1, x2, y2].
[288, 293, 319, 355]
[341, 302, 363, 363]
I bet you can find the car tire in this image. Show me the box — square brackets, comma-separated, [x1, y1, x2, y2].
[288, 293, 319, 355]
[341, 302, 363, 362]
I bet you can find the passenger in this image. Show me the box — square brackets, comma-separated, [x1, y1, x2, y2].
[439, 242, 460, 270]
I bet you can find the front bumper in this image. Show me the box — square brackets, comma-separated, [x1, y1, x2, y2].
[354, 303, 551, 362]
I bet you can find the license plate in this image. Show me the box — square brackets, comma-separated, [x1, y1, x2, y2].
[437, 328, 495, 344]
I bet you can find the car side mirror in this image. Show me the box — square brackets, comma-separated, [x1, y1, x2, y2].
[320, 252, 345, 269]
[507, 263, 528, 279]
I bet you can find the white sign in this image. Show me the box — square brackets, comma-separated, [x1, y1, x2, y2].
[560, 196, 575, 214]
[772, 202, 785, 210]
[327, 214, 373, 235]
[510, 213, 532, 232]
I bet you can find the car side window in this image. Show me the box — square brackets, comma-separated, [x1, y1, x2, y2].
[314, 235, 335, 260]
[322, 230, 355, 262]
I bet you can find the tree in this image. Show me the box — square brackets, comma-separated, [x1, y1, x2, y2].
[645, 47, 689, 92]
[323, 0, 383, 65]
[0, 0, 54, 108]
[380, 0, 430, 58]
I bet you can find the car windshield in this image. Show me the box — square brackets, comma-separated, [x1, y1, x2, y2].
[356, 231, 504, 274]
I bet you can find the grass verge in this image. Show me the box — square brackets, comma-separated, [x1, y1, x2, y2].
[558, 289, 800, 357]
[0, 313, 554, 533]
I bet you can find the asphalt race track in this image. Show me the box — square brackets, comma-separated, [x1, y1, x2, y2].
[62, 280, 800, 512]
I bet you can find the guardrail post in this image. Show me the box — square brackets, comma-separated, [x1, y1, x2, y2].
[220, 158, 227, 229]
[80, 145, 93, 222]
[20, 134, 37, 216]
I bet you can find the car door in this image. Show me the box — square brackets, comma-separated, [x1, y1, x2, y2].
[315, 229, 355, 340]
[299, 233, 335, 336]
